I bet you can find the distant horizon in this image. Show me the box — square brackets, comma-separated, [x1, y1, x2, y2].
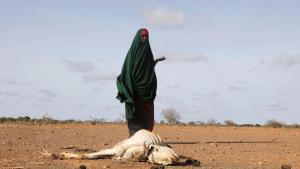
[0, 114, 298, 125]
[1, 1, 299, 124]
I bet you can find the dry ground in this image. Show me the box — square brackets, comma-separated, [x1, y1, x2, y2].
[0, 123, 299, 169]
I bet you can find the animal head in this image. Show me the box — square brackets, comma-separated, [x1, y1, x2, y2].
[147, 144, 179, 165]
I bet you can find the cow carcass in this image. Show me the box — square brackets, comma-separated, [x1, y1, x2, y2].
[51, 129, 179, 165]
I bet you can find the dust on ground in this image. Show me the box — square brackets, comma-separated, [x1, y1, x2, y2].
[0, 123, 299, 169]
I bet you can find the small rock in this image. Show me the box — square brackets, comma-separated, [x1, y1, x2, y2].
[79, 165, 86, 169]
[293, 154, 298, 157]
[11, 167, 24, 169]
[4, 141, 13, 145]
[102, 143, 109, 146]
[184, 158, 201, 166]
[50, 154, 60, 160]
[210, 158, 215, 162]
[201, 147, 205, 150]
[164, 137, 168, 140]
[272, 137, 278, 141]
[28, 162, 45, 165]
[281, 165, 291, 169]
[150, 165, 164, 169]
[102, 165, 110, 168]
[2, 159, 12, 163]
[258, 162, 264, 166]
[209, 143, 217, 147]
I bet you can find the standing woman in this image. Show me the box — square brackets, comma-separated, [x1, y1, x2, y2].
[116, 28, 165, 136]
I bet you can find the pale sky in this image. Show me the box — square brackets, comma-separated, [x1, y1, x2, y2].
[1, 0, 300, 124]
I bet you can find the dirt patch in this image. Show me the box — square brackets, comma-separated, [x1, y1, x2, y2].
[0, 123, 299, 169]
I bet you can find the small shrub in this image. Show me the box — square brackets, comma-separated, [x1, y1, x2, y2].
[195, 121, 206, 126]
[255, 123, 261, 127]
[240, 124, 254, 127]
[17, 116, 31, 122]
[62, 119, 77, 124]
[207, 119, 217, 126]
[265, 119, 286, 128]
[161, 108, 181, 124]
[0, 117, 7, 123]
[288, 124, 300, 128]
[187, 121, 196, 125]
[88, 116, 107, 125]
[224, 120, 237, 126]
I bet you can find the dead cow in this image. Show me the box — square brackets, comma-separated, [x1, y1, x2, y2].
[49, 129, 179, 165]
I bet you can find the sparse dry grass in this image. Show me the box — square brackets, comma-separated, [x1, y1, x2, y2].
[0, 116, 299, 128]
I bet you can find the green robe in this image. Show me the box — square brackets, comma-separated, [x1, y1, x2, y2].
[116, 29, 157, 120]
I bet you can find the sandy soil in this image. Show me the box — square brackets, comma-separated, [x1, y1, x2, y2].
[0, 123, 299, 169]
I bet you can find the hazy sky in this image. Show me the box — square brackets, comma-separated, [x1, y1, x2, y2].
[1, 0, 299, 124]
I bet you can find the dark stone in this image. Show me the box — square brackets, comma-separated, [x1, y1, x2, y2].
[79, 165, 87, 169]
[150, 165, 165, 169]
[281, 164, 291, 169]
[50, 154, 60, 160]
[185, 158, 201, 166]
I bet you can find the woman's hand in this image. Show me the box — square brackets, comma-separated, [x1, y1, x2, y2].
[155, 56, 166, 63]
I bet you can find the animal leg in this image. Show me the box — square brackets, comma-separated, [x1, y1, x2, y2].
[84, 148, 115, 159]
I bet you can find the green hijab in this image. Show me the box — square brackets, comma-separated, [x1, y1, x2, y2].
[116, 28, 157, 120]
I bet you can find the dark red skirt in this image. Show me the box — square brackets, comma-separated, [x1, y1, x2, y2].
[127, 96, 154, 136]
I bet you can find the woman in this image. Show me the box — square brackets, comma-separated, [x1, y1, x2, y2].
[116, 28, 165, 136]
